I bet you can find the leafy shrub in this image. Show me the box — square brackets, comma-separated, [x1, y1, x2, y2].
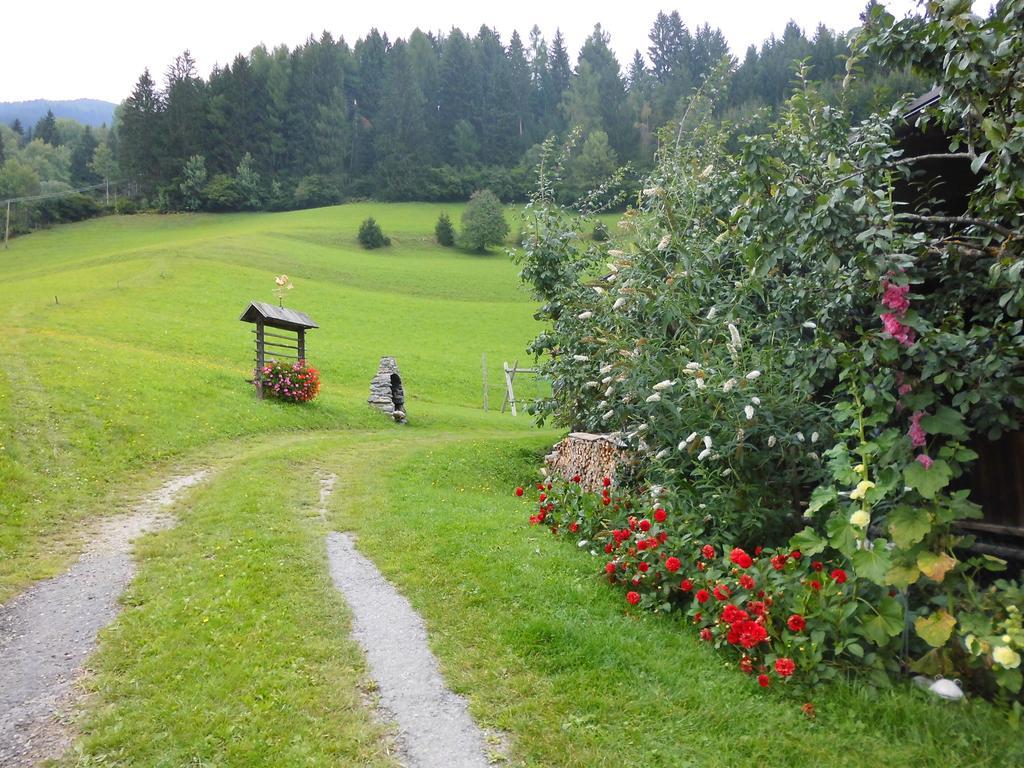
[459, 189, 509, 252]
[256, 359, 320, 403]
[357, 217, 390, 249]
[293, 174, 340, 209]
[203, 174, 242, 211]
[591, 221, 609, 241]
[516, 2, 1024, 703]
[435, 213, 455, 246]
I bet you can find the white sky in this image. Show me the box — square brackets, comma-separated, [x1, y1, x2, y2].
[4, 1, 932, 103]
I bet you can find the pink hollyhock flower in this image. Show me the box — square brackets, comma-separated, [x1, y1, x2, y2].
[881, 313, 916, 347]
[881, 280, 910, 314]
[908, 411, 927, 448]
[916, 453, 934, 470]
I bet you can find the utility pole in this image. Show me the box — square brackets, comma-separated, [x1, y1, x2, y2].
[4, 201, 10, 250]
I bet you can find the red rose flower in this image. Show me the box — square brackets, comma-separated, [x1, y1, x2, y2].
[693, 612, 702, 623]
[626, 591, 641, 605]
[809, 580, 822, 591]
[747, 600, 766, 617]
[770, 554, 788, 571]
[572, 474, 581, 483]
[603, 477, 612, 487]
[515, 487, 524, 497]
[812, 561, 824, 572]
[657, 532, 668, 544]
[697, 562, 706, 571]
[740, 656, 754, 674]
[604, 543, 614, 554]
[727, 619, 768, 648]
[631, 577, 641, 586]
[713, 584, 731, 601]
[628, 517, 638, 530]
[638, 562, 650, 573]
[680, 577, 693, 591]
[790, 550, 802, 561]
[665, 556, 682, 573]
[730, 547, 753, 568]
[739, 574, 756, 590]
[696, 589, 710, 604]
[602, 497, 611, 506]
[654, 508, 667, 523]
[721, 605, 750, 625]
[701, 544, 716, 560]
[546, 483, 552, 490]
[539, 492, 547, 502]
[787, 614, 806, 632]
[569, 522, 579, 533]
[639, 519, 652, 532]
[754, 546, 763, 555]
[830, 568, 848, 584]
[700, 628, 713, 641]
[775, 658, 796, 677]
[605, 562, 616, 574]
[758, 674, 770, 688]
[536, 483, 544, 490]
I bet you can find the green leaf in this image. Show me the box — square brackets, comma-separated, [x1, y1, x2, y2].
[807, 485, 837, 514]
[826, 514, 858, 557]
[920, 406, 968, 440]
[852, 545, 893, 585]
[887, 505, 933, 549]
[914, 609, 956, 647]
[995, 668, 1023, 695]
[904, 458, 952, 499]
[860, 595, 904, 646]
[789, 526, 827, 556]
[885, 563, 921, 589]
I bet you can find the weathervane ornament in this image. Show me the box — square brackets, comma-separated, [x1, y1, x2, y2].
[273, 274, 293, 307]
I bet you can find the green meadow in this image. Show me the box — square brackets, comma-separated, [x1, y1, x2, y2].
[0, 207, 1019, 767]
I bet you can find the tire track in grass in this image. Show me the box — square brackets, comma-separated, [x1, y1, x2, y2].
[0, 470, 207, 767]
[322, 468, 493, 768]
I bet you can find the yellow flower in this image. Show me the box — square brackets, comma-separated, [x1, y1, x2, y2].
[853, 463, 865, 474]
[850, 509, 871, 528]
[849, 480, 876, 501]
[993, 645, 1021, 669]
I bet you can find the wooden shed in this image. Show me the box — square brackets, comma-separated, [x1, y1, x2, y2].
[239, 301, 318, 398]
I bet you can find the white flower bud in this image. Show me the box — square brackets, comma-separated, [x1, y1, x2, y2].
[646, 393, 661, 403]
[695, 378, 707, 390]
[768, 435, 777, 448]
[723, 378, 737, 393]
[802, 321, 817, 329]
[602, 410, 614, 420]
[706, 307, 717, 320]
[728, 323, 742, 349]
[577, 311, 593, 320]
[751, 397, 761, 406]
[745, 370, 761, 380]
[744, 405, 755, 420]
[602, 376, 613, 384]
[653, 379, 674, 391]
[600, 364, 614, 374]
[703, 435, 713, 449]
[796, 432, 805, 442]
[657, 234, 671, 251]
[811, 431, 819, 443]
[686, 362, 701, 370]
[656, 448, 670, 459]
[613, 297, 627, 310]
[573, 355, 590, 362]
[697, 448, 712, 461]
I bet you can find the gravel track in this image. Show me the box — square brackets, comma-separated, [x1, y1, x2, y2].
[0, 471, 207, 767]
[327, 530, 493, 768]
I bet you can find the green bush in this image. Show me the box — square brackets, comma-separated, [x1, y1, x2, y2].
[434, 213, 455, 246]
[357, 217, 390, 249]
[293, 175, 340, 209]
[458, 189, 509, 252]
[591, 221, 609, 241]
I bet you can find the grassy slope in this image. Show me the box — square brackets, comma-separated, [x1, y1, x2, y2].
[1, 208, 1018, 766]
[0, 204, 543, 597]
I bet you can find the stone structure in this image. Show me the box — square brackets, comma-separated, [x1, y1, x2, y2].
[368, 356, 407, 423]
[544, 432, 628, 491]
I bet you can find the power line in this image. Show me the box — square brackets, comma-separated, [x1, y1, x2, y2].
[1, 180, 111, 205]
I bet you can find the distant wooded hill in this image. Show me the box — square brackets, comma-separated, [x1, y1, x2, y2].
[0, 99, 116, 128]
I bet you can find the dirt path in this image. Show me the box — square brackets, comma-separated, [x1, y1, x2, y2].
[326, 532, 494, 768]
[0, 471, 208, 767]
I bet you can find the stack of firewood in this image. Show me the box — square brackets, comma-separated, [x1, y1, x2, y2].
[544, 432, 628, 492]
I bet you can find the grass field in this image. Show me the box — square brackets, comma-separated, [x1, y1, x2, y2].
[1, 206, 1020, 767]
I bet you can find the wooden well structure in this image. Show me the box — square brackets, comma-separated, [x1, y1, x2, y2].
[239, 301, 318, 398]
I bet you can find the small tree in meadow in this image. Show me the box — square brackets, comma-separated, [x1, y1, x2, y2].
[459, 189, 509, 252]
[435, 212, 455, 246]
[358, 217, 390, 249]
